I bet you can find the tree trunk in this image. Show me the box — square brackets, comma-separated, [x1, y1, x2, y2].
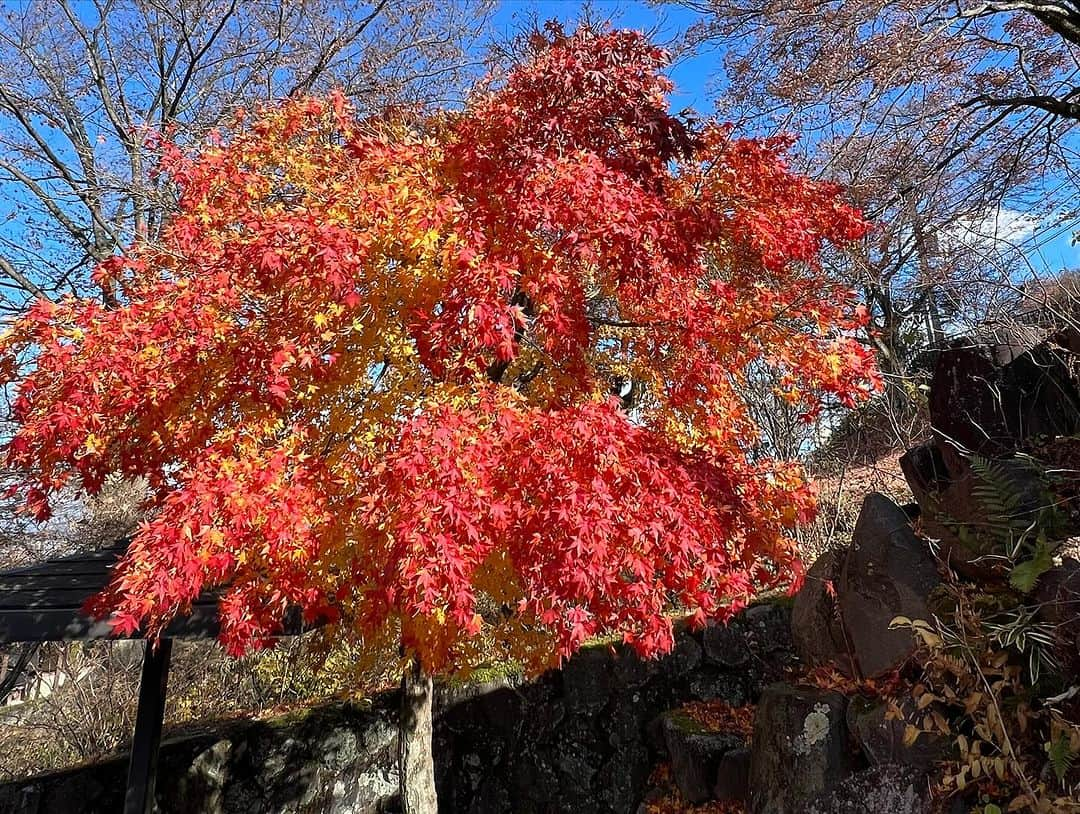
[399, 657, 438, 814]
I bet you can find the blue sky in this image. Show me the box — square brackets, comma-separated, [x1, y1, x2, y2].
[490, 0, 1079, 276]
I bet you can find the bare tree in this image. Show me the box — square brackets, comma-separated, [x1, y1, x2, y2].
[0, 0, 492, 314]
[670, 0, 1080, 451]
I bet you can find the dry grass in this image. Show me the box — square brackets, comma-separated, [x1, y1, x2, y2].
[799, 455, 913, 564]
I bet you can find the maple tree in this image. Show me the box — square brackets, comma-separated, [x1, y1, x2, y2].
[0, 25, 878, 674]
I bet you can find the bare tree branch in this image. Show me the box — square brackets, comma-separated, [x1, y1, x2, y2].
[0, 0, 493, 314]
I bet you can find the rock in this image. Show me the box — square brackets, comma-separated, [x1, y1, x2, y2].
[562, 645, 614, 714]
[0, 621, 801, 814]
[1054, 325, 1080, 357]
[661, 711, 743, 804]
[467, 778, 511, 814]
[598, 744, 652, 813]
[898, 442, 950, 500]
[713, 746, 751, 803]
[612, 648, 655, 689]
[688, 670, 748, 706]
[928, 340, 1080, 463]
[703, 622, 751, 668]
[901, 442, 1063, 578]
[550, 717, 603, 802]
[845, 696, 945, 769]
[928, 342, 1011, 465]
[740, 602, 798, 700]
[806, 763, 932, 814]
[743, 603, 794, 656]
[901, 334, 1080, 577]
[749, 684, 852, 813]
[839, 493, 940, 677]
[174, 739, 233, 813]
[645, 713, 669, 756]
[661, 633, 703, 678]
[1035, 558, 1080, 679]
[1032, 436, 1080, 537]
[791, 549, 853, 675]
[635, 788, 666, 814]
[898, 443, 991, 581]
[0, 700, 404, 814]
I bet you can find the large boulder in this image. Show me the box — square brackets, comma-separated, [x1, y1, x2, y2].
[902, 334, 1080, 574]
[845, 696, 946, 769]
[899, 442, 990, 580]
[749, 684, 852, 813]
[806, 763, 932, 814]
[1035, 558, 1080, 680]
[900, 442, 1063, 578]
[660, 712, 743, 804]
[839, 493, 940, 677]
[791, 549, 853, 675]
[928, 339, 1080, 465]
[713, 746, 751, 804]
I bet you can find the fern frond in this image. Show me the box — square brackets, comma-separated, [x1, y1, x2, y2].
[1048, 732, 1077, 783]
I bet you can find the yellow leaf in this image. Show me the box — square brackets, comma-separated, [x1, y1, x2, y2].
[930, 710, 948, 733]
[994, 757, 1006, 780]
[916, 692, 938, 710]
[916, 628, 943, 648]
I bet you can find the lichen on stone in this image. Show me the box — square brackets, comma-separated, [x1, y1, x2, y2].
[794, 703, 832, 755]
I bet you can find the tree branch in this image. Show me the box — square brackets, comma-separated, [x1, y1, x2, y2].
[286, 0, 390, 97]
[964, 90, 1080, 121]
[0, 255, 46, 300]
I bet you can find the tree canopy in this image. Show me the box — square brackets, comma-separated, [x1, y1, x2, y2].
[0, 25, 879, 670]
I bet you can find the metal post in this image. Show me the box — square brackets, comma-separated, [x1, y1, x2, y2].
[123, 638, 172, 814]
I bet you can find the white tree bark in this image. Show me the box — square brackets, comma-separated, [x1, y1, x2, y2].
[399, 657, 438, 814]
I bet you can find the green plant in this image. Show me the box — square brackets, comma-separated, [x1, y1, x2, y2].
[891, 581, 1080, 812]
[1047, 731, 1078, 785]
[957, 452, 1068, 592]
[980, 607, 1059, 685]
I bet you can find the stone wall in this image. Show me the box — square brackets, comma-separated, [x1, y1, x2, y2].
[0, 603, 794, 814]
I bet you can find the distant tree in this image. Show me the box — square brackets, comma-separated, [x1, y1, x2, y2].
[0, 26, 879, 810]
[673, 0, 1080, 447]
[0, 0, 491, 315]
